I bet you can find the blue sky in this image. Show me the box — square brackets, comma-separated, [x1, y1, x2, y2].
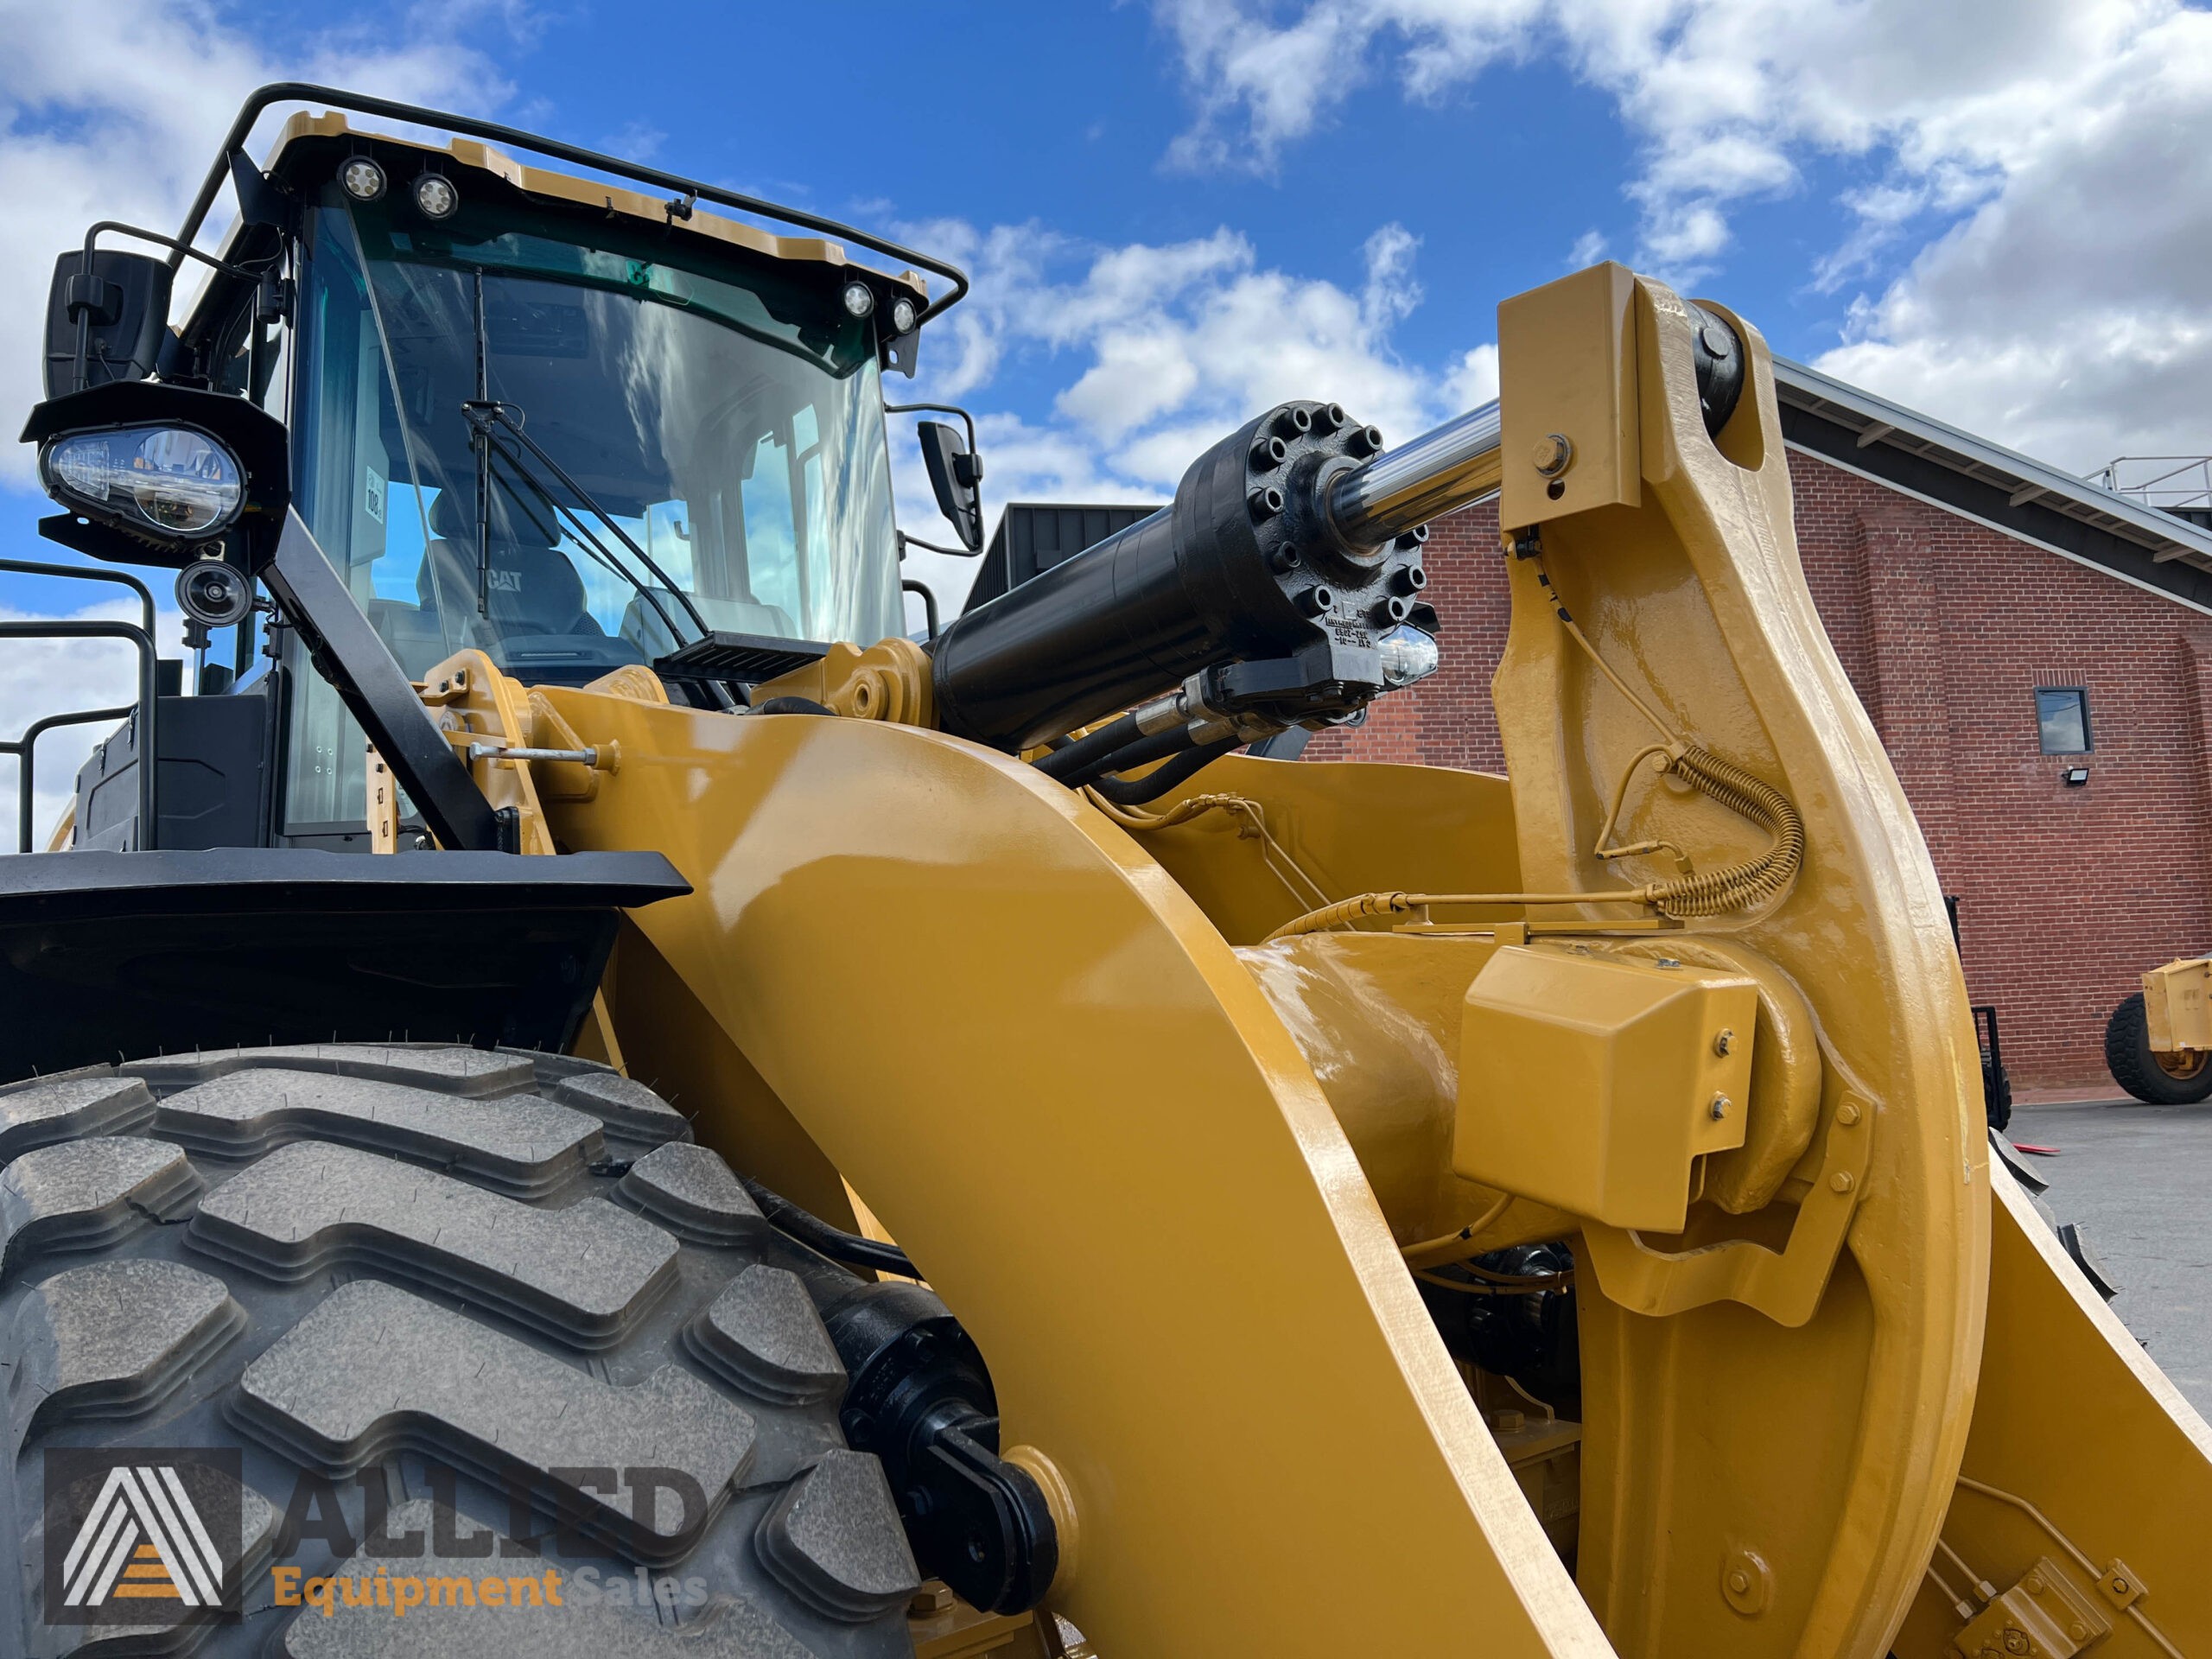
[3, 0, 2210, 827]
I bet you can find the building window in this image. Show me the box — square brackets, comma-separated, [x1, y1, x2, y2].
[2036, 686, 2091, 754]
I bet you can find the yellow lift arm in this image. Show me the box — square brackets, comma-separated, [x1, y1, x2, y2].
[432, 265, 2212, 1658]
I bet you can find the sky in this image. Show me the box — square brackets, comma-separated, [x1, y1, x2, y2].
[3, 0, 2209, 836]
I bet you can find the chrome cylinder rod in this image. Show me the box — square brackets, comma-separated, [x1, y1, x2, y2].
[1324, 399, 1503, 550]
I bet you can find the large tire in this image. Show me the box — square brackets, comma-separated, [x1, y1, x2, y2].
[0, 1042, 925, 1657]
[2104, 992, 2212, 1104]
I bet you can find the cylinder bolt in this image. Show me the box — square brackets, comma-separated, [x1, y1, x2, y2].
[1276, 405, 1313, 436]
[1251, 435, 1288, 470]
[1396, 523, 1430, 550]
[1270, 546, 1303, 574]
[1348, 423, 1385, 458]
[1533, 433, 1575, 478]
[1392, 564, 1427, 595]
[1314, 403, 1346, 432]
[1249, 485, 1285, 521]
[1298, 585, 1335, 617]
[1373, 594, 1410, 626]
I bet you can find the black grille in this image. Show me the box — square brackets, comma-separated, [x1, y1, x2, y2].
[654, 632, 831, 686]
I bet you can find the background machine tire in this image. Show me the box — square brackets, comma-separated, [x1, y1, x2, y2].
[0, 1042, 929, 1657]
[2104, 991, 2212, 1105]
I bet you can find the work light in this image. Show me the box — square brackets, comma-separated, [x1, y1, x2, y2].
[842, 280, 874, 319]
[41, 425, 245, 539]
[890, 296, 918, 334]
[340, 157, 387, 201]
[413, 174, 460, 219]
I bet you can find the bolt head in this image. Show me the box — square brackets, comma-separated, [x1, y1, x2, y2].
[1710, 1095, 1731, 1121]
[1713, 1028, 1734, 1056]
[1727, 1570, 1750, 1594]
[1830, 1171, 1856, 1194]
[1532, 433, 1575, 477]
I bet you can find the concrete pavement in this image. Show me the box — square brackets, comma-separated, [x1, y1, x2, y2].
[2005, 1097, 2212, 1417]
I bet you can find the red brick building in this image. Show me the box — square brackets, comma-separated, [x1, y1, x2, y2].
[1306, 359, 2212, 1089]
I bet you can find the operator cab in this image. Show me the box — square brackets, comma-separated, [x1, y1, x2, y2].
[213, 130, 911, 831]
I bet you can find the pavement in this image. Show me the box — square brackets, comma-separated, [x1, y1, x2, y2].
[2005, 1096, 2212, 1417]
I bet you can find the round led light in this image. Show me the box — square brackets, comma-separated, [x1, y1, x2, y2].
[42, 425, 245, 540]
[890, 296, 918, 334]
[412, 173, 460, 219]
[340, 156, 387, 202]
[842, 280, 875, 319]
[1376, 623, 1440, 689]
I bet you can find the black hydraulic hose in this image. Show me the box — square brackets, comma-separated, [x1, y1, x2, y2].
[739, 1176, 918, 1279]
[1033, 712, 1142, 782]
[1088, 736, 1243, 807]
[1054, 723, 1197, 791]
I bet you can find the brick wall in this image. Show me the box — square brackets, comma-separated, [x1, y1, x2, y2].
[1310, 450, 2212, 1088]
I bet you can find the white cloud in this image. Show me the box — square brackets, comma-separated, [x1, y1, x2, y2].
[1153, 0, 2212, 469]
[0, 597, 184, 849]
[888, 213, 1500, 613]
[0, 0, 524, 489]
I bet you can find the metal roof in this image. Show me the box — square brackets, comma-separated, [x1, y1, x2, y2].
[1773, 357, 2212, 608]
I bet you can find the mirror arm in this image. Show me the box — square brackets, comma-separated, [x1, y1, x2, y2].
[883, 400, 978, 454]
[899, 531, 980, 560]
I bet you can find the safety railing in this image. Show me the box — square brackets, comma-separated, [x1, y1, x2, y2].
[2094, 454, 2212, 512]
[0, 559, 161, 853]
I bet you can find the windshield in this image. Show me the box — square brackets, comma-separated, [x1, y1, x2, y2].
[279, 190, 902, 828]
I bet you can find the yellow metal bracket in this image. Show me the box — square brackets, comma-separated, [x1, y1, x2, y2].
[1578, 1087, 1872, 1327]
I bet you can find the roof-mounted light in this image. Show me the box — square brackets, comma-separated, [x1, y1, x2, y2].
[842, 280, 875, 319]
[412, 173, 460, 220]
[890, 296, 918, 334]
[340, 156, 387, 202]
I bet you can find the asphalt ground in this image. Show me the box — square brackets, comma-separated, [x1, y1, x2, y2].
[2005, 1096, 2212, 1417]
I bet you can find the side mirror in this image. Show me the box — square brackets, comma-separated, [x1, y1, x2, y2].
[44, 250, 173, 397]
[918, 420, 984, 552]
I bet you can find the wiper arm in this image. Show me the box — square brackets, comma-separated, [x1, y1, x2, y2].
[460, 400, 714, 645]
[473, 431, 688, 659]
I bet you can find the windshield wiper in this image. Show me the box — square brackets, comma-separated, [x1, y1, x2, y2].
[460, 400, 715, 641]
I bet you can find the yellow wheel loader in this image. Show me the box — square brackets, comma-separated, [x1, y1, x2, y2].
[3, 85, 2206, 1659]
[2107, 962, 2212, 1104]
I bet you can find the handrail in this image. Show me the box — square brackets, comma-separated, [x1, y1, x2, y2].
[172, 83, 971, 324]
[0, 558, 156, 637]
[0, 623, 158, 849]
[0, 705, 132, 854]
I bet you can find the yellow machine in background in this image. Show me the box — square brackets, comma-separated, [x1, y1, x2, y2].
[10, 90, 2209, 1659]
[2107, 957, 2212, 1103]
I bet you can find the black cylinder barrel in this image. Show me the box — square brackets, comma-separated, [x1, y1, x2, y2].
[929, 402, 1433, 751]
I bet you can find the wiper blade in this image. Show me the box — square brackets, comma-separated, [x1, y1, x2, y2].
[461, 400, 714, 645]
[474, 434, 686, 660]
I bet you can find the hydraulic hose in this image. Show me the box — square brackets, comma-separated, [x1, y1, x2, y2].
[1054, 724, 1198, 791]
[1033, 712, 1142, 782]
[738, 1175, 918, 1279]
[1087, 737, 1243, 806]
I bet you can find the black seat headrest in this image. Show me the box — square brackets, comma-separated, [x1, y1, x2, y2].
[419, 488, 588, 636]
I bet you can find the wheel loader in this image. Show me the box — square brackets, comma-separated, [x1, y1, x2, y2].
[1, 84, 2206, 1659]
[2106, 961, 2212, 1104]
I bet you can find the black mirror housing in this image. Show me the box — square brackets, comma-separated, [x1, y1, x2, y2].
[918, 420, 984, 551]
[44, 249, 173, 397]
